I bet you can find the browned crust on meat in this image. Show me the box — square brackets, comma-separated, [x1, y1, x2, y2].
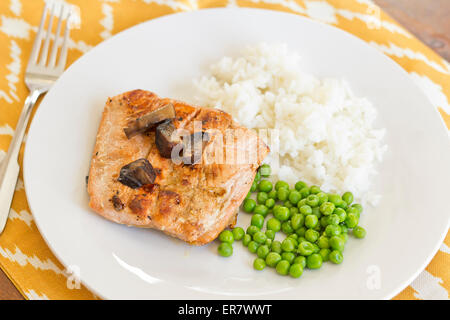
[87, 89, 269, 245]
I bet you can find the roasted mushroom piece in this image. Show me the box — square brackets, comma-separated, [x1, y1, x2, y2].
[124, 103, 176, 139]
[118, 158, 156, 189]
[155, 119, 182, 158]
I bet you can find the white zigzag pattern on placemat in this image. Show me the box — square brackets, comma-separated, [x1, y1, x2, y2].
[410, 270, 448, 300]
[369, 41, 450, 75]
[0, 245, 64, 275]
[9, 209, 33, 227]
[24, 289, 49, 300]
[0, 124, 14, 136]
[409, 72, 450, 115]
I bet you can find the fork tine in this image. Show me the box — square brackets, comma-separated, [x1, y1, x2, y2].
[38, 2, 56, 66]
[29, 2, 48, 64]
[48, 5, 65, 68]
[57, 10, 71, 70]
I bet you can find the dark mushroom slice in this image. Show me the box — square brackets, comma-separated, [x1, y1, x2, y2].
[155, 119, 182, 158]
[182, 131, 210, 165]
[118, 158, 156, 189]
[124, 103, 176, 139]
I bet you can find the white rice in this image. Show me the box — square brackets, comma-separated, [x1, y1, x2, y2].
[194, 43, 387, 205]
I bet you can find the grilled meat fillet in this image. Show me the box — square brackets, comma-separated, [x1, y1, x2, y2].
[87, 90, 269, 245]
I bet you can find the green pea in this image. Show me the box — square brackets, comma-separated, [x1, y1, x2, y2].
[296, 227, 307, 237]
[346, 206, 360, 218]
[258, 180, 273, 193]
[327, 214, 340, 226]
[310, 186, 321, 194]
[299, 187, 310, 198]
[281, 239, 295, 252]
[329, 250, 344, 264]
[218, 242, 233, 257]
[267, 218, 281, 232]
[288, 191, 301, 205]
[265, 252, 282, 267]
[273, 206, 290, 221]
[297, 198, 307, 208]
[289, 264, 303, 278]
[329, 236, 345, 251]
[265, 198, 275, 209]
[268, 190, 277, 199]
[311, 207, 321, 219]
[305, 229, 319, 243]
[248, 241, 260, 253]
[297, 236, 306, 243]
[288, 233, 298, 240]
[291, 214, 304, 230]
[253, 258, 266, 270]
[242, 198, 256, 213]
[232, 227, 245, 241]
[320, 202, 335, 216]
[257, 245, 270, 259]
[345, 213, 359, 228]
[336, 200, 348, 209]
[320, 216, 329, 228]
[334, 207, 347, 222]
[259, 164, 271, 177]
[306, 253, 323, 269]
[328, 194, 342, 206]
[253, 231, 267, 244]
[353, 226, 366, 239]
[245, 191, 251, 199]
[246, 225, 260, 236]
[325, 225, 341, 237]
[299, 205, 312, 216]
[282, 252, 296, 264]
[254, 204, 269, 217]
[342, 191, 354, 205]
[306, 194, 319, 207]
[290, 206, 299, 215]
[351, 203, 363, 214]
[265, 229, 276, 241]
[255, 170, 261, 182]
[243, 234, 252, 246]
[283, 200, 293, 209]
[288, 237, 298, 248]
[250, 180, 257, 192]
[339, 232, 348, 243]
[317, 192, 328, 206]
[265, 238, 272, 247]
[317, 236, 330, 249]
[319, 248, 331, 262]
[281, 221, 294, 235]
[257, 191, 269, 204]
[277, 188, 289, 201]
[340, 224, 348, 234]
[219, 230, 234, 243]
[297, 241, 315, 256]
[313, 243, 320, 253]
[270, 241, 282, 254]
[294, 256, 307, 268]
[251, 214, 264, 229]
[294, 181, 307, 191]
[275, 181, 290, 191]
[276, 260, 290, 275]
[305, 215, 319, 229]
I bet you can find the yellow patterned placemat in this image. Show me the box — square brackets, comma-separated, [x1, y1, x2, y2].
[0, 0, 448, 300]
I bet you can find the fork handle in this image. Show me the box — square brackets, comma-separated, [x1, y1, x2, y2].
[0, 89, 43, 234]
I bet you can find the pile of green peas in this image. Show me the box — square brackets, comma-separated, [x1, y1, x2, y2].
[217, 163, 367, 279]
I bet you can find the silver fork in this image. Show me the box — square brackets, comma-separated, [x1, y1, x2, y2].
[0, 2, 72, 234]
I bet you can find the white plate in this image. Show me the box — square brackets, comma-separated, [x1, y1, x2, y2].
[24, 8, 450, 300]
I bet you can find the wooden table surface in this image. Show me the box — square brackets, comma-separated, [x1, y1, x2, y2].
[0, 0, 448, 300]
